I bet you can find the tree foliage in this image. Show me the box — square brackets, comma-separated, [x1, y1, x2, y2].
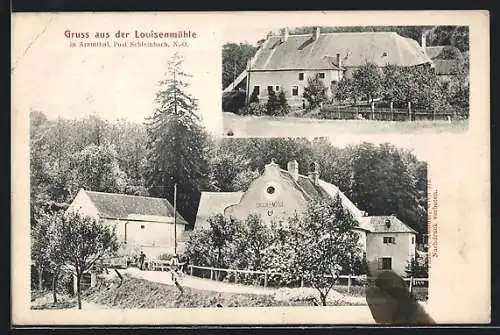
[70, 144, 128, 194]
[351, 62, 383, 103]
[50, 210, 119, 309]
[303, 74, 329, 109]
[222, 42, 258, 89]
[262, 195, 362, 305]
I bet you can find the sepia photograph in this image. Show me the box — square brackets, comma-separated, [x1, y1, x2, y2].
[12, 11, 490, 325]
[222, 25, 470, 137]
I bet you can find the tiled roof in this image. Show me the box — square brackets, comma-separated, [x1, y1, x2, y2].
[425, 45, 463, 60]
[250, 32, 431, 71]
[195, 192, 244, 230]
[432, 59, 463, 75]
[368, 215, 417, 233]
[84, 190, 188, 224]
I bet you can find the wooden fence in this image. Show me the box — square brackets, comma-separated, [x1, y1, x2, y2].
[187, 264, 428, 294]
[320, 102, 455, 121]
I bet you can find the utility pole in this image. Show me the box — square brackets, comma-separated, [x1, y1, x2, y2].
[173, 183, 177, 255]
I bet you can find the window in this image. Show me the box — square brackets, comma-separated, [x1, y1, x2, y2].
[253, 85, 260, 96]
[383, 236, 395, 244]
[298, 72, 304, 81]
[412, 237, 415, 244]
[141, 225, 145, 229]
[318, 72, 325, 79]
[331, 80, 337, 86]
[379, 257, 392, 270]
[267, 85, 274, 93]
[292, 86, 299, 96]
[275, 85, 280, 91]
[266, 186, 275, 194]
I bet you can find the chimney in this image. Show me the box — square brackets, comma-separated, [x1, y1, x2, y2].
[336, 53, 342, 68]
[421, 32, 427, 50]
[280, 27, 289, 43]
[308, 161, 320, 185]
[287, 160, 299, 181]
[312, 27, 320, 41]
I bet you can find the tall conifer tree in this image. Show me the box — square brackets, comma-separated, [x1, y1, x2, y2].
[145, 53, 211, 225]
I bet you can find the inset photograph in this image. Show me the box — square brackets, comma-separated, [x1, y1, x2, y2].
[222, 26, 469, 137]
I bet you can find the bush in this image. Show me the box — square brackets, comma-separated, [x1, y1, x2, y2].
[303, 73, 328, 109]
[222, 90, 246, 114]
[245, 102, 266, 116]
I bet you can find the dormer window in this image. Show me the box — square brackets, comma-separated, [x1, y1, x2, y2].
[266, 186, 276, 195]
[382, 52, 388, 57]
[385, 219, 391, 228]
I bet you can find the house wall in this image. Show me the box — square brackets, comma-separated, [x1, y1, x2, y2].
[224, 164, 308, 224]
[248, 69, 342, 106]
[107, 218, 186, 258]
[366, 232, 416, 276]
[66, 189, 100, 219]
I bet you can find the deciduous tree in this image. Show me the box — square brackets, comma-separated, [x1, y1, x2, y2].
[52, 210, 119, 309]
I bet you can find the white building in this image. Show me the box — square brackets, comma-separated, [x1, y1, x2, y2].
[224, 28, 432, 107]
[195, 160, 417, 276]
[66, 189, 189, 258]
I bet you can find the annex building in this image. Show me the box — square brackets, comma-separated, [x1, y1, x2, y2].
[195, 159, 418, 276]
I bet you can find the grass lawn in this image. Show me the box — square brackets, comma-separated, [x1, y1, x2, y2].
[79, 275, 366, 309]
[223, 112, 468, 137]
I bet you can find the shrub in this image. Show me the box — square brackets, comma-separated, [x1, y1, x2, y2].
[303, 73, 329, 109]
[222, 90, 246, 114]
[245, 102, 266, 116]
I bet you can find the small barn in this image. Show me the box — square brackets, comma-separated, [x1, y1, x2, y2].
[66, 189, 189, 258]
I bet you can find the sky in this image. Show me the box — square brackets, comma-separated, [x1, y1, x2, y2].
[12, 13, 222, 134]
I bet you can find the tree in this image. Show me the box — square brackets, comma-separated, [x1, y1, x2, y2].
[31, 208, 52, 291]
[265, 87, 282, 116]
[70, 144, 128, 194]
[335, 77, 356, 104]
[145, 53, 211, 225]
[406, 252, 429, 278]
[222, 42, 258, 89]
[232, 214, 273, 270]
[264, 195, 362, 306]
[351, 62, 383, 103]
[53, 210, 119, 309]
[303, 74, 328, 109]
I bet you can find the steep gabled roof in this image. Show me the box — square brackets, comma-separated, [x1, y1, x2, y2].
[368, 215, 417, 233]
[425, 45, 464, 60]
[250, 32, 432, 71]
[195, 192, 244, 230]
[83, 190, 188, 224]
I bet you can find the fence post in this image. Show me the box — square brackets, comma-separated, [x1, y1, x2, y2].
[407, 101, 412, 121]
[390, 101, 394, 121]
[371, 102, 375, 120]
[190, 265, 193, 276]
[347, 275, 351, 294]
[300, 277, 304, 287]
[210, 269, 214, 281]
[264, 272, 268, 288]
[409, 276, 413, 294]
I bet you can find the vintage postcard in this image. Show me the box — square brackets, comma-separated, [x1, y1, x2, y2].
[11, 11, 490, 325]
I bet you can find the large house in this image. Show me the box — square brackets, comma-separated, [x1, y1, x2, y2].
[224, 28, 433, 106]
[425, 45, 467, 84]
[66, 189, 189, 258]
[195, 159, 418, 276]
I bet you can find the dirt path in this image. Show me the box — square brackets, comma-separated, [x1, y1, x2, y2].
[124, 268, 276, 295]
